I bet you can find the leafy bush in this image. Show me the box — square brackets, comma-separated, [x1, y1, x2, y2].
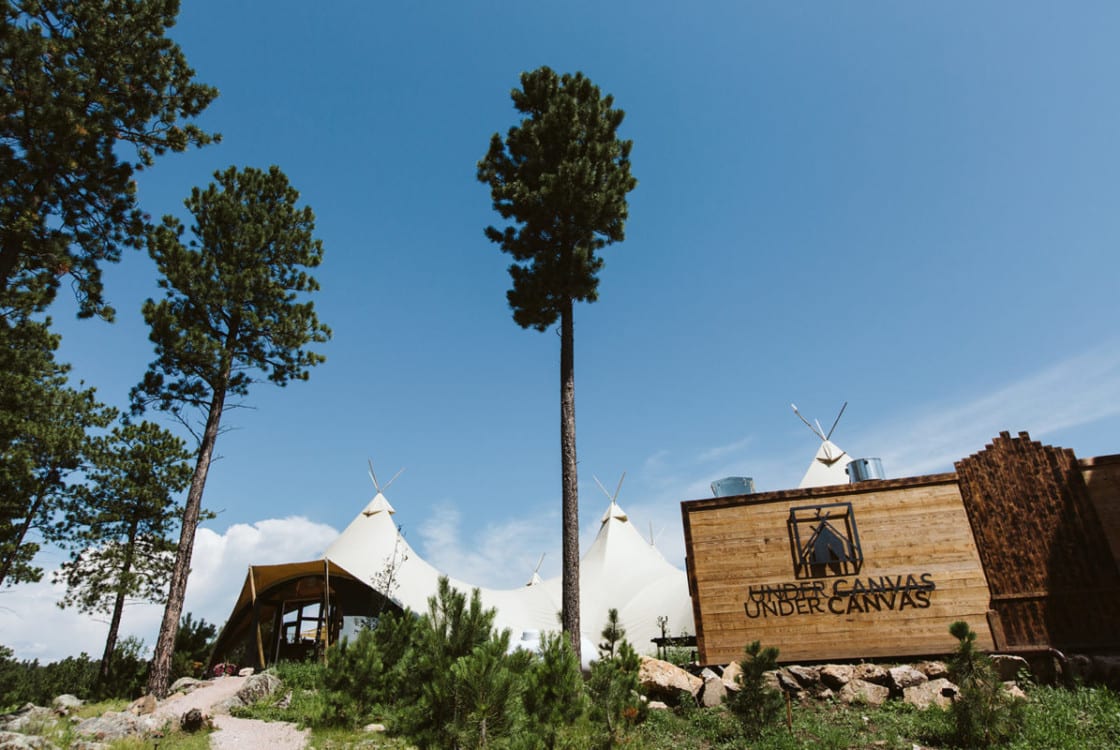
[727, 640, 783, 739]
[947, 620, 1023, 747]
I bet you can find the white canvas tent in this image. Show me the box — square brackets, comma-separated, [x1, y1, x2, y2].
[211, 490, 694, 669]
[797, 439, 851, 488]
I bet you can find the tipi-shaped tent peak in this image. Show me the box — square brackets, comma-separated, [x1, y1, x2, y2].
[600, 500, 629, 524]
[361, 492, 395, 517]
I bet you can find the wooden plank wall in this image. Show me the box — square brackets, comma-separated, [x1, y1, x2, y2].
[683, 476, 993, 666]
[955, 433, 1120, 651]
[1081, 454, 1120, 570]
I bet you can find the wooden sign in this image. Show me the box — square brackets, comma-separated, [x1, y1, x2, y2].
[682, 475, 994, 665]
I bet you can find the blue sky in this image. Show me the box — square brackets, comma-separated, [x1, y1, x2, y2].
[4, 1, 1120, 660]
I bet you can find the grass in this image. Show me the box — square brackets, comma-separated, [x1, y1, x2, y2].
[629, 683, 1120, 750]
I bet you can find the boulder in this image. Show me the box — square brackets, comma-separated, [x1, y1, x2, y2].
[785, 665, 820, 689]
[647, 700, 670, 710]
[74, 712, 156, 742]
[168, 677, 206, 695]
[1004, 682, 1028, 701]
[990, 654, 1029, 682]
[888, 665, 928, 694]
[916, 660, 949, 680]
[638, 656, 702, 703]
[721, 661, 742, 690]
[903, 678, 958, 710]
[819, 664, 853, 690]
[852, 663, 890, 686]
[51, 695, 83, 714]
[0, 730, 58, 749]
[218, 672, 282, 712]
[179, 708, 211, 733]
[0, 705, 55, 734]
[126, 695, 156, 716]
[363, 723, 387, 733]
[775, 670, 802, 695]
[838, 678, 890, 707]
[698, 674, 726, 707]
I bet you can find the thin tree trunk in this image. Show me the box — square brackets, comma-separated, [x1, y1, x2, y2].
[100, 518, 139, 683]
[559, 299, 581, 665]
[146, 376, 228, 698]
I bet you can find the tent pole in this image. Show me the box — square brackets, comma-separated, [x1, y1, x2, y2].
[249, 566, 265, 670]
[323, 560, 331, 665]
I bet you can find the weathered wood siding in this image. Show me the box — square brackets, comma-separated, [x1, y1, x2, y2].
[683, 475, 993, 665]
[1082, 454, 1120, 570]
[955, 433, 1120, 651]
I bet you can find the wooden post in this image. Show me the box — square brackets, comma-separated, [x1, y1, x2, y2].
[249, 566, 266, 669]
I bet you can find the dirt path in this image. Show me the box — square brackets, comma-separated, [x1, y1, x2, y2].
[154, 675, 309, 750]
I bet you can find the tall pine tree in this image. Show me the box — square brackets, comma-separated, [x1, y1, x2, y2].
[54, 420, 192, 683]
[131, 165, 330, 697]
[478, 67, 637, 663]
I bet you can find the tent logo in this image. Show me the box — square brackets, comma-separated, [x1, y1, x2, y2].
[788, 502, 863, 579]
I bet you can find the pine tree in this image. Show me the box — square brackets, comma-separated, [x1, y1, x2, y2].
[54, 419, 192, 683]
[0, 316, 114, 587]
[131, 165, 330, 697]
[0, 0, 218, 319]
[478, 67, 637, 663]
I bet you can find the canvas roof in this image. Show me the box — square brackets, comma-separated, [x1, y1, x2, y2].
[798, 439, 851, 488]
[213, 491, 694, 668]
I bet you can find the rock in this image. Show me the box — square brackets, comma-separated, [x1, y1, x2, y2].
[698, 674, 726, 707]
[0, 705, 55, 734]
[990, 654, 1029, 682]
[903, 678, 958, 710]
[238, 667, 255, 677]
[1004, 681, 1028, 701]
[638, 656, 702, 702]
[775, 670, 802, 694]
[0, 730, 58, 749]
[126, 695, 156, 716]
[179, 708, 211, 733]
[74, 711, 156, 742]
[51, 695, 83, 714]
[363, 723, 387, 732]
[647, 700, 669, 710]
[888, 665, 928, 694]
[169, 677, 206, 695]
[786, 665, 820, 688]
[218, 672, 282, 712]
[275, 690, 293, 709]
[721, 661, 742, 690]
[817, 687, 835, 701]
[852, 663, 890, 686]
[820, 664, 853, 690]
[916, 660, 949, 680]
[838, 678, 890, 707]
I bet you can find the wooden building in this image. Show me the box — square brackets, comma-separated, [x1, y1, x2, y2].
[681, 432, 1120, 665]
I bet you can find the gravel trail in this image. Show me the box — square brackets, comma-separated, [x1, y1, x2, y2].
[154, 675, 309, 750]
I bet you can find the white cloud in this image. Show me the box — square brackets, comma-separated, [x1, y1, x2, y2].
[0, 517, 337, 663]
[418, 502, 558, 589]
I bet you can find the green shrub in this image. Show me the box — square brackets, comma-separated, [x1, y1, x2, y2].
[587, 608, 645, 748]
[521, 631, 587, 749]
[319, 609, 417, 728]
[947, 620, 1023, 747]
[727, 640, 783, 739]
